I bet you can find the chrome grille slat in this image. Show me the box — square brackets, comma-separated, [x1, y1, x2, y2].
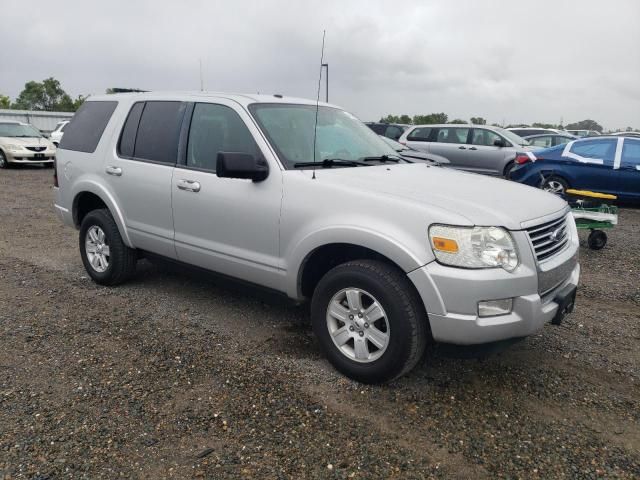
[526, 217, 565, 235]
[525, 214, 569, 263]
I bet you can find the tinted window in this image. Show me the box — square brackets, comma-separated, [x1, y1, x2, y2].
[569, 139, 616, 165]
[187, 103, 260, 171]
[59, 101, 117, 153]
[367, 124, 386, 135]
[435, 127, 469, 144]
[407, 127, 432, 141]
[529, 135, 554, 148]
[118, 102, 144, 157]
[621, 140, 640, 168]
[134, 101, 185, 164]
[553, 136, 574, 146]
[471, 129, 502, 146]
[384, 125, 403, 140]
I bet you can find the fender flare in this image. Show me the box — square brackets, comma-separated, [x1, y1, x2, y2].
[71, 179, 133, 247]
[286, 225, 429, 299]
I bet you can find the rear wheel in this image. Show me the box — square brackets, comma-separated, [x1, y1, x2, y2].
[311, 260, 428, 383]
[541, 175, 569, 195]
[79, 209, 137, 285]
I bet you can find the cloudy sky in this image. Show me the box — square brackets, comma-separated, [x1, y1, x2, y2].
[2, 0, 639, 129]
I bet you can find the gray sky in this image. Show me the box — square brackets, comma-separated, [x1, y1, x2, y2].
[2, 0, 639, 129]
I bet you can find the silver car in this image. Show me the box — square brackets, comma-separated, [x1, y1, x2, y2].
[54, 93, 580, 383]
[398, 124, 533, 177]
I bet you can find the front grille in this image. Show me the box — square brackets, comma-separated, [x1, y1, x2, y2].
[26, 146, 46, 152]
[525, 215, 569, 262]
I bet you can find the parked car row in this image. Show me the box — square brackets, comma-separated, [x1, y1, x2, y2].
[0, 121, 57, 168]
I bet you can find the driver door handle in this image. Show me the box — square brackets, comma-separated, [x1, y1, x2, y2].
[177, 179, 201, 192]
[105, 166, 122, 176]
[458, 146, 466, 150]
[469, 147, 478, 150]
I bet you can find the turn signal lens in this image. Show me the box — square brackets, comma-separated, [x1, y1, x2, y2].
[431, 237, 459, 253]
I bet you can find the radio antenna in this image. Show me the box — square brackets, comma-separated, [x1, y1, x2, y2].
[312, 30, 326, 180]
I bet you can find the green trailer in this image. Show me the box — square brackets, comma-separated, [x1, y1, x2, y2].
[566, 189, 618, 250]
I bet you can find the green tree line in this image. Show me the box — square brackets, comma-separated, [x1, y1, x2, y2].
[1, 78, 85, 112]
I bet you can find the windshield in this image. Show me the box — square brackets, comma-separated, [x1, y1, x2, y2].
[249, 104, 401, 168]
[495, 127, 530, 146]
[0, 123, 44, 138]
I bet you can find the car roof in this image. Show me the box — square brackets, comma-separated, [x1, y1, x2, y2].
[407, 123, 502, 131]
[86, 91, 342, 110]
[524, 133, 576, 139]
[0, 121, 22, 125]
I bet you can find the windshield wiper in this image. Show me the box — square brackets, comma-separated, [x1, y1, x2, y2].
[360, 155, 402, 163]
[293, 158, 370, 168]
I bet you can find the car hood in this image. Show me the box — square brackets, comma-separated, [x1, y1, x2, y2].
[0, 136, 53, 147]
[315, 163, 567, 230]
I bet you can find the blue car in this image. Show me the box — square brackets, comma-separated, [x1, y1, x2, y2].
[510, 136, 640, 202]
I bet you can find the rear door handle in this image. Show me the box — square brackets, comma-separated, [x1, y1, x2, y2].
[458, 146, 466, 150]
[105, 166, 122, 176]
[469, 147, 478, 151]
[177, 179, 201, 192]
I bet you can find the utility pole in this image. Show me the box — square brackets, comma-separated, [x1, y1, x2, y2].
[321, 63, 328, 102]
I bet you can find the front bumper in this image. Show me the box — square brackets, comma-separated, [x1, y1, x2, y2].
[408, 248, 580, 345]
[5, 150, 55, 163]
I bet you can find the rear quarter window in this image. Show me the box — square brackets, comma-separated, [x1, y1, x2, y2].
[59, 101, 118, 153]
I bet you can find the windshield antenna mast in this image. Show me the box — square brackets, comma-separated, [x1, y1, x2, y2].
[312, 30, 326, 180]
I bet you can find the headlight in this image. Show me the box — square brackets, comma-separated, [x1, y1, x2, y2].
[5, 144, 23, 152]
[429, 225, 519, 272]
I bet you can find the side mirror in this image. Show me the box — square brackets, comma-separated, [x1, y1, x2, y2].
[216, 152, 269, 182]
[493, 138, 507, 148]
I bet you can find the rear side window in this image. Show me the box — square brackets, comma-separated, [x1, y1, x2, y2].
[384, 125, 403, 140]
[133, 101, 186, 164]
[435, 127, 469, 144]
[59, 101, 117, 153]
[621, 140, 640, 168]
[569, 139, 616, 165]
[187, 103, 260, 172]
[118, 102, 145, 158]
[407, 127, 431, 141]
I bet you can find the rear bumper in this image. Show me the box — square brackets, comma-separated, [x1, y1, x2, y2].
[408, 256, 580, 345]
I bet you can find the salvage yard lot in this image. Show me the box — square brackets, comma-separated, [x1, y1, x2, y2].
[0, 167, 639, 479]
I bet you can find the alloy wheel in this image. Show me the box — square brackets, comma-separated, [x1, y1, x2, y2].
[85, 225, 110, 273]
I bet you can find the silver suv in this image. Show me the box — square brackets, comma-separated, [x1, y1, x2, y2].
[399, 124, 533, 177]
[54, 92, 580, 383]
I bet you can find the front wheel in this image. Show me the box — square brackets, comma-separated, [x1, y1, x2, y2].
[588, 230, 607, 250]
[0, 151, 8, 169]
[311, 260, 428, 383]
[79, 209, 137, 285]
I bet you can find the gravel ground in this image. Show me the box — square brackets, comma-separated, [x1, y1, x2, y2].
[0, 167, 638, 479]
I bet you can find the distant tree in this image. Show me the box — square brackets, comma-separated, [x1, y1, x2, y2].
[413, 112, 448, 125]
[12, 77, 76, 112]
[398, 114, 412, 124]
[0, 94, 10, 108]
[491, 123, 502, 127]
[450, 118, 467, 124]
[470, 117, 487, 125]
[72, 95, 86, 110]
[379, 114, 401, 124]
[106, 88, 147, 94]
[506, 124, 529, 128]
[532, 122, 558, 129]
[565, 119, 603, 133]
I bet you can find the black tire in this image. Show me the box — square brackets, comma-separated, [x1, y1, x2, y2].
[541, 175, 569, 195]
[79, 209, 137, 285]
[503, 161, 515, 179]
[311, 259, 428, 384]
[0, 151, 9, 169]
[587, 230, 607, 250]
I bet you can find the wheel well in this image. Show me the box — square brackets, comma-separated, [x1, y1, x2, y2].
[73, 192, 108, 228]
[503, 160, 515, 177]
[298, 243, 406, 299]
